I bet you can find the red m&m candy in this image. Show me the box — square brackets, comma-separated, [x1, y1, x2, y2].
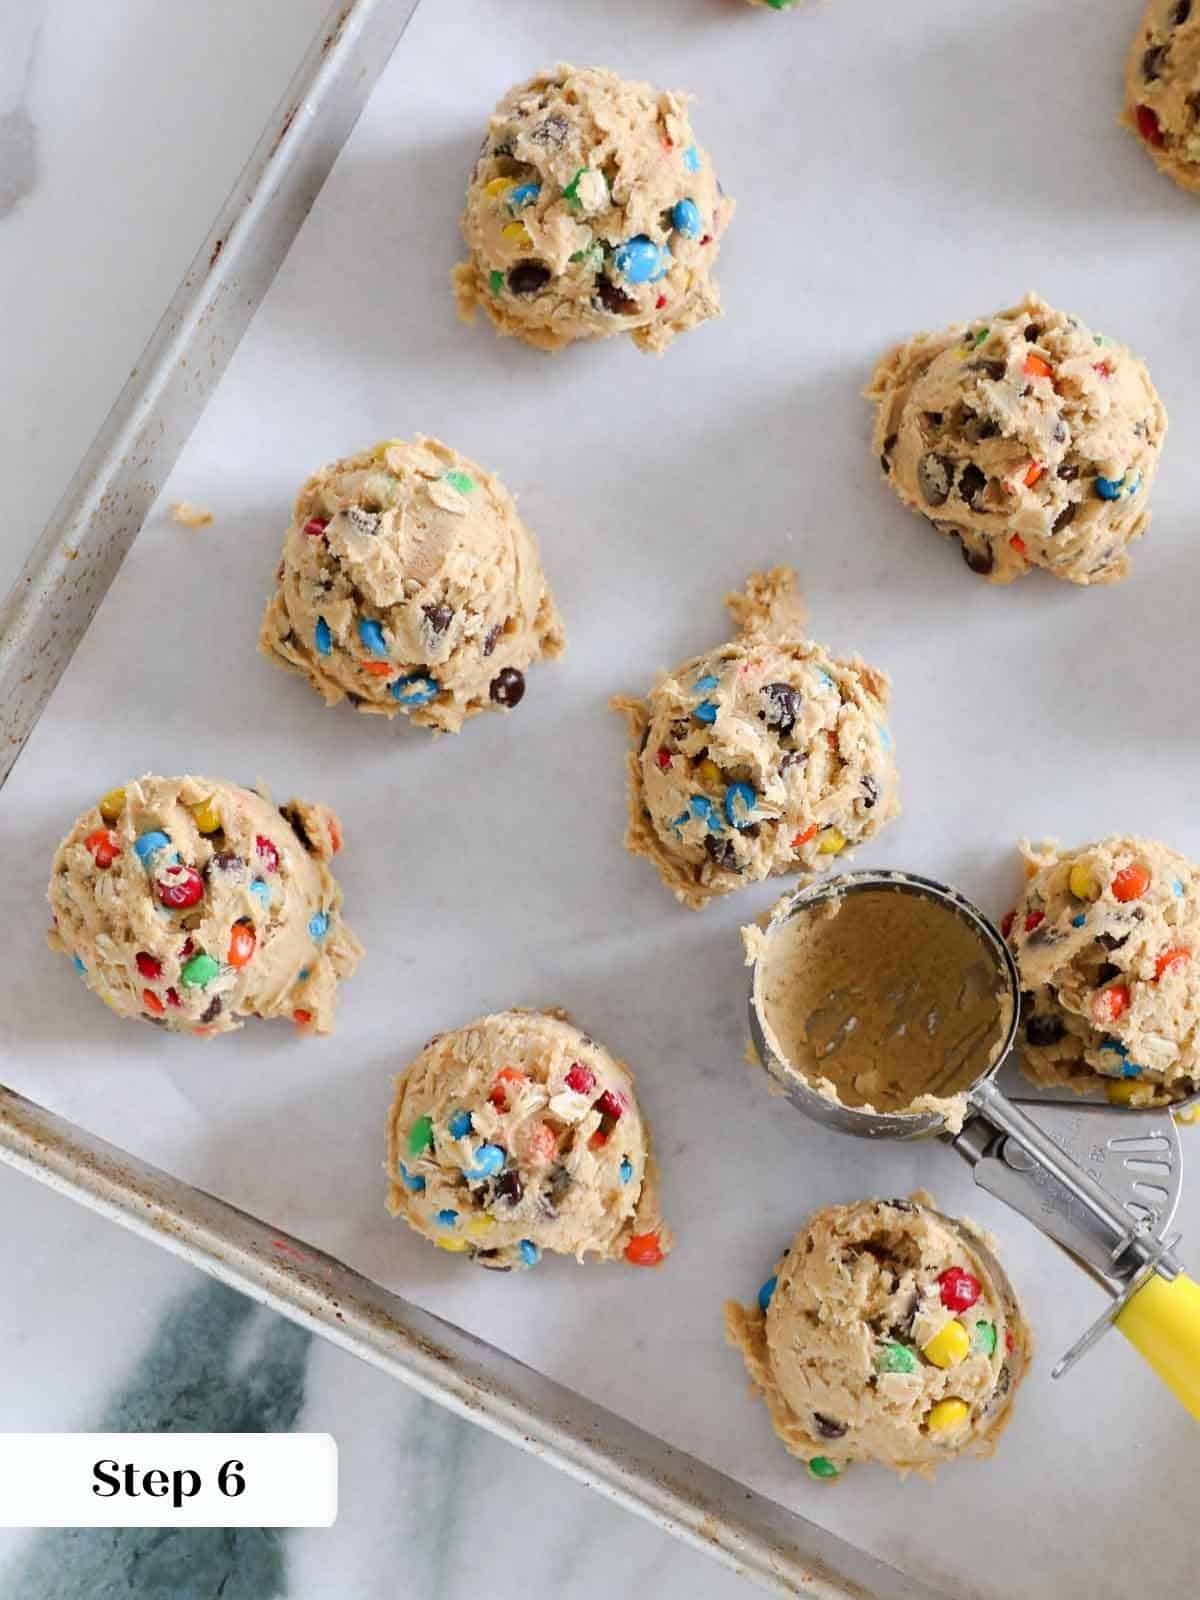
[938, 1266, 982, 1313]
[156, 864, 204, 909]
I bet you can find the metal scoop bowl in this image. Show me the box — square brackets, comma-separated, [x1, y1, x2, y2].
[746, 869, 1200, 1415]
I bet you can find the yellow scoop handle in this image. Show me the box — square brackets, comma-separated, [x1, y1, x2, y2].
[1115, 1272, 1200, 1421]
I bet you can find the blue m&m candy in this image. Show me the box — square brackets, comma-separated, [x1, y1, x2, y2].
[308, 912, 329, 940]
[519, 1240, 540, 1266]
[508, 182, 540, 209]
[689, 795, 724, 833]
[391, 674, 439, 707]
[619, 1158, 633, 1184]
[464, 1143, 505, 1181]
[358, 617, 388, 657]
[398, 1162, 426, 1193]
[133, 831, 172, 865]
[448, 1110, 473, 1139]
[314, 617, 332, 656]
[1095, 474, 1125, 501]
[758, 1275, 778, 1312]
[614, 235, 667, 284]
[683, 144, 701, 172]
[437, 1209, 458, 1227]
[672, 198, 701, 238]
[250, 878, 270, 907]
[725, 782, 757, 830]
[72, 955, 87, 975]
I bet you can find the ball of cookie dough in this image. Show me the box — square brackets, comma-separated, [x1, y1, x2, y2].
[1124, 1, 1200, 194]
[613, 569, 898, 910]
[259, 436, 565, 733]
[386, 1010, 671, 1271]
[47, 775, 362, 1036]
[867, 294, 1167, 585]
[724, 1198, 1029, 1478]
[452, 64, 734, 356]
[1005, 836, 1200, 1106]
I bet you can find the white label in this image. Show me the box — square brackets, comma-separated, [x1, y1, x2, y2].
[0, 1435, 337, 1527]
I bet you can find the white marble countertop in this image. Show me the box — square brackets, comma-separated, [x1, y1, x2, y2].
[0, 4, 750, 1594]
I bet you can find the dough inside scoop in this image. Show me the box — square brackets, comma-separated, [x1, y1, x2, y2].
[753, 886, 1014, 1123]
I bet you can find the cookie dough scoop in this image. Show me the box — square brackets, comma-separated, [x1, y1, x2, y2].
[1005, 836, 1200, 1109]
[744, 871, 1200, 1421]
[47, 775, 362, 1036]
[1123, 0, 1200, 194]
[613, 568, 898, 909]
[260, 436, 564, 733]
[453, 64, 734, 355]
[868, 294, 1166, 584]
[386, 1009, 670, 1271]
[725, 1197, 1030, 1478]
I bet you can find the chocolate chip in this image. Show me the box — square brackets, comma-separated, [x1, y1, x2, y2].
[1052, 418, 1068, 444]
[595, 275, 639, 315]
[201, 997, 223, 1024]
[208, 851, 245, 875]
[494, 1170, 523, 1207]
[861, 775, 879, 809]
[280, 803, 313, 853]
[959, 538, 995, 576]
[489, 666, 525, 707]
[924, 411, 944, 427]
[1025, 1013, 1065, 1047]
[1098, 930, 1129, 951]
[780, 750, 807, 773]
[542, 1163, 572, 1216]
[813, 1413, 847, 1439]
[1024, 324, 1041, 342]
[958, 462, 987, 509]
[1058, 463, 1080, 482]
[1174, 0, 1192, 24]
[423, 602, 454, 634]
[483, 623, 502, 656]
[1143, 44, 1167, 80]
[704, 835, 741, 872]
[345, 506, 381, 536]
[508, 262, 551, 297]
[995, 1364, 1012, 1398]
[917, 453, 954, 507]
[759, 681, 800, 736]
[529, 113, 568, 146]
[969, 358, 1008, 381]
[1052, 501, 1078, 535]
[961, 411, 1000, 443]
[887, 1198, 917, 1213]
[1096, 962, 1122, 985]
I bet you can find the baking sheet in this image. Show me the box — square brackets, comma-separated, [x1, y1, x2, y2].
[2, 0, 1196, 1594]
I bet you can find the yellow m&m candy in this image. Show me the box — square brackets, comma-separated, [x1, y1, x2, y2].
[98, 787, 126, 824]
[926, 1397, 970, 1434]
[1069, 862, 1097, 901]
[922, 1318, 970, 1369]
[191, 797, 221, 834]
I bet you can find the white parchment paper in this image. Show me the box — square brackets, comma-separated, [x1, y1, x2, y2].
[2, 1, 1195, 1594]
